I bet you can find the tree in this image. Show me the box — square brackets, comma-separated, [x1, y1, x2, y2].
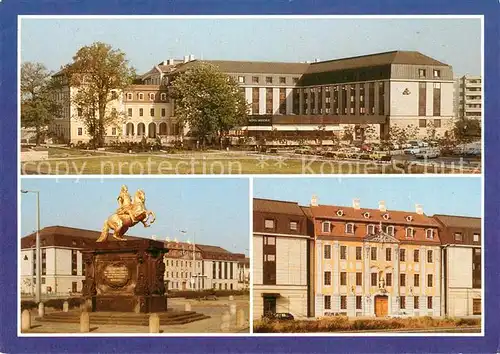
[170, 63, 249, 147]
[453, 118, 481, 145]
[314, 124, 326, 146]
[425, 121, 437, 143]
[64, 42, 136, 148]
[342, 126, 354, 145]
[20, 62, 61, 145]
[383, 124, 418, 152]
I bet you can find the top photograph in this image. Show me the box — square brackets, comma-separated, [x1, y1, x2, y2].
[19, 16, 482, 175]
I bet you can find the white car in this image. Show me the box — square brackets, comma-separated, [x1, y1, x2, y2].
[415, 149, 439, 159]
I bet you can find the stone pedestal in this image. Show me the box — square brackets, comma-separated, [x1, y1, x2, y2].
[82, 239, 168, 313]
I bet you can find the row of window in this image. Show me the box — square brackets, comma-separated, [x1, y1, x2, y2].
[264, 219, 298, 231]
[418, 69, 441, 79]
[324, 245, 434, 263]
[165, 259, 201, 268]
[323, 271, 434, 288]
[127, 107, 168, 118]
[238, 76, 299, 85]
[324, 295, 434, 311]
[77, 127, 117, 136]
[126, 92, 168, 101]
[321, 221, 435, 239]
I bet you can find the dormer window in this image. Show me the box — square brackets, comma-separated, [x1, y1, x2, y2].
[126, 93, 133, 100]
[426, 229, 434, 240]
[149, 93, 155, 101]
[383, 213, 390, 220]
[322, 221, 331, 233]
[406, 215, 413, 222]
[345, 223, 354, 234]
[264, 219, 274, 229]
[290, 221, 298, 231]
[363, 212, 370, 219]
[337, 210, 344, 216]
[406, 227, 414, 238]
[138, 93, 144, 100]
[386, 225, 395, 236]
[161, 93, 167, 101]
[367, 224, 375, 234]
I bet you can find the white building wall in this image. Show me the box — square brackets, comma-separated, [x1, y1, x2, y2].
[253, 235, 263, 285]
[55, 248, 72, 275]
[258, 87, 266, 115]
[275, 237, 307, 286]
[390, 81, 419, 116]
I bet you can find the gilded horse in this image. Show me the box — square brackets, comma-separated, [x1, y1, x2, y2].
[96, 189, 156, 242]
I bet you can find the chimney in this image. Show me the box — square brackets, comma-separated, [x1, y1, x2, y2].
[311, 195, 318, 207]
[353, 198, 360, 210]
[415, 204, 424, 215]
[378, 201, 387, 212]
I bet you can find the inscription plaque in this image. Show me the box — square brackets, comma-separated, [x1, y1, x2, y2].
[103, 263, 130, 287]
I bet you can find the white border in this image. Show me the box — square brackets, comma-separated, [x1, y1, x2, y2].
[17, 14, 484, 337]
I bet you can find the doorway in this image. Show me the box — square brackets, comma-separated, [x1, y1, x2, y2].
[374, 295, 389, 317]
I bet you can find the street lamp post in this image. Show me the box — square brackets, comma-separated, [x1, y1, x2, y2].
[21, 189, 41, 303]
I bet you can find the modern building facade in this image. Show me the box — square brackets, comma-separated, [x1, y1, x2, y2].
[453, 75, 482, 122]
[433, 215, 482, 317]
[253, 198, 313, 320]
[49, 50, 455, 145]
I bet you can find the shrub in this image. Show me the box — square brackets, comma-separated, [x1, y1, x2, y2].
[167, 289, 249, 299]
[21, 298, 85, 311]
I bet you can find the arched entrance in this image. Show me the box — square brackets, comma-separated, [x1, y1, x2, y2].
[126, 122, 134, 136]
[159, 122, 167, 135]
[148, 122, 156, 138]
[137, 123, 146, 136]
[374, 295, 389, 317]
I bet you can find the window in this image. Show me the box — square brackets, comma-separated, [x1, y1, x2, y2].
[356, 296, 362, 310]
[266, 88, 273, 114]
[427, 250, 433, 263]
[264, 219, 274, 229]
[356, 272, 362, 286]
[345, 223, 354, 234]
[386, 248, 392, 261]
[473, 298, 481, 315]
[77, 108, 83, 117]
[426, 229, 434, 239]
[264, 254, 275, 262]
[290, 221, 298, 231]
[324, 271, 331, 286]
[340, 296, 347, 310]
[138, 93, 144, 100]
[371, 247, 377, 261]
[414, 296, 420, 309]
[406, 228, 414, 238]
[71, 250, 77, 276]
[454, 232, 463, 241]
[127, 93, 133, 100]
[139, 108, 144, 116]
[419, 119, 427, 128]
[434, 119, 441, 128]
[127, 108, 132, 117]
[400, 296, 406, 309]
[400, 273, 406, 287]
[371, 273, 377, 286]
[279, 77, 286, 84]
[414, 274, 420, 287]
[111, 127, 117, 135]
[433, 69, 441, 78]
[356, 247, 362, 260]
[161, 93, 167, 101]
[386, 226, 395, 236]
[386, 273, 392, 286]
[340, 272, 347, 286]
[427, 274, 433, 287]
[367, 224, 375, 234]
[150, 108, 155, 117]
[266, 77, 273, 84]
[161, 108, 166, 117]
[324, 245, 331, 259]
[419, 82, 426, 116]
[473, 233, 480, 242]
[414, 249, 420, 262]
[340, 246, 347, 260]
[322, 222, 331, 233]
[238, 76, 245, 83]
[77, 128, 83, 136]
[418, 69, 426, 78]
[264, 236, 275, 245]
[252, 76, 259, 84]
[324, 295, 331, 310]
[400, 248, 406, 262]
[149, 93, 155, 101]
[293, 77, 299, 84]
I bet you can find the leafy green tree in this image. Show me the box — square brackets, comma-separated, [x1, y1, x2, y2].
[170, 63, 248, 147]
[453, 118, 481, 145]
[20, 62, 61, 145]
[64, 42, 135, 148]
[382, 124, 418, 152]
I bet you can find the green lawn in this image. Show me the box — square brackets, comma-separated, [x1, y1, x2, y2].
[20, 153, 470, 175]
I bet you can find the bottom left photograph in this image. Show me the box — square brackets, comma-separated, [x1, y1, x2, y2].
[19, 178, 250, 334]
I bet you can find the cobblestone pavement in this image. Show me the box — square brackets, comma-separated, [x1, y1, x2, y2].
[22, 296, 250, 334]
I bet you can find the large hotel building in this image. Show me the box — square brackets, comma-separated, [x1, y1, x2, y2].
[252, 197, 481, 320]
[50, 50, 455, 144]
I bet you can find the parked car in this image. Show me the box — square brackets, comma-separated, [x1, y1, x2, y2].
[404, 146, 421, 155]
[370, 151, 392, 162]
[263, 312, 295, 321]
[415, 148, 440, 159]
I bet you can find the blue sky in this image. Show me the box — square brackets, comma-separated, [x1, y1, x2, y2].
[254, 177, 481, 217]
[20, 178, 250, 255]
[20, 17, 481, 76]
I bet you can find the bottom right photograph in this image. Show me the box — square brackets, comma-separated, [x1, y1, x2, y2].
[252, 177, 482, 334]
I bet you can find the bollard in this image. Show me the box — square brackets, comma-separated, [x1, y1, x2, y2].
[229, 295, 234, 301]
[63, 301, 69, 313]
[184, 303, 191, 312]
[236, 308, 245, 328]
[229, 303, 237, 316]
[220, 310, 230, 332]
[21, 310, 31, 331]
[149, 313, 160, 333]
[80, 311, 90, 333]
[38, 302, 45, 318]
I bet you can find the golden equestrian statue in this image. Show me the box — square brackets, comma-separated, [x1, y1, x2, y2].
[96, 186, 156, 242]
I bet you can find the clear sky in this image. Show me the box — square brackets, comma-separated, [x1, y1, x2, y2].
[20, 178, 250, 255]
[20, 17, 481, 76]
[254, 177, 481, 217]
